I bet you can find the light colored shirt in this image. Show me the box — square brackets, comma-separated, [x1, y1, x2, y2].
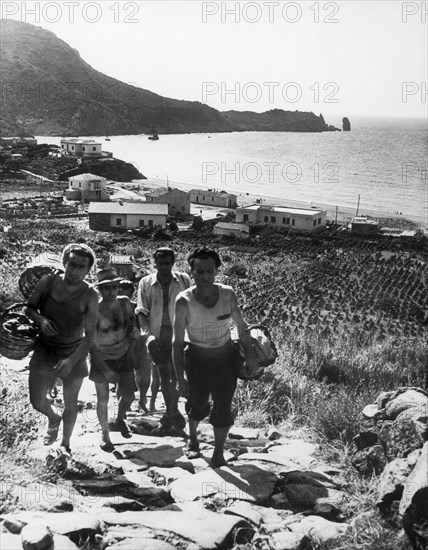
[136, 271, 191, 338]
[177, 284, 234, 348]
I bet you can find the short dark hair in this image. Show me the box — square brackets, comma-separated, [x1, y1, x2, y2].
[187, 248, 221, 269]
[153, 247, 175, 263]
[62, 243, 96, 269]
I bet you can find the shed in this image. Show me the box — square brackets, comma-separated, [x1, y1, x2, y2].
[214, 222, 250, 239]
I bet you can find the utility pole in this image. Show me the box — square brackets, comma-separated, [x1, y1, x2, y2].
[355, 194, 360, 217]
[335, 206, 338, 225]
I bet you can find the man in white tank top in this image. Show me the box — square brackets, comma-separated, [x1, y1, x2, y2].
[173, 248, 257, 468]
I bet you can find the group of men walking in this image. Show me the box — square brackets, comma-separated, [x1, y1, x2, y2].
[25, 243, 257, 468]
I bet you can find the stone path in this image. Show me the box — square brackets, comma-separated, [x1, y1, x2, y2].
[1, 367, 351, 550]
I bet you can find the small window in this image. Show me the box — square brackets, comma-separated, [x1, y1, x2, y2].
[116, 218, 122, 226]
[203, 196, 205, 200]
[243, 214, 249, 222]
[148, 220, 153, 227]
[286, 217, 290, 224]
[292, 219, 295, 226]
[264, 216, 268, 222]
[318, 218, 321, 225]
[282, 217, 286, 224]
[139, 220, 144, 227]
[271, 216, 276, 223]
[313, 220, 317, 227]
[93, 147, 96, 151]
[212, 197, 214, 202]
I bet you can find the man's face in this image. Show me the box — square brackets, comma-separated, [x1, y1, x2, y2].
[155, 255, 174, 278]
[99, 282, 119, 303]
[64, 253, 90, 285]
[191, 257, 217, 288]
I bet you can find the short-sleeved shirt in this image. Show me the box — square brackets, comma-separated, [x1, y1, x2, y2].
[135, 271, 191, 338]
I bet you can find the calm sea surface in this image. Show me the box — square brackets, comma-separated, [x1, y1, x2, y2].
[37, 116, 427, 221]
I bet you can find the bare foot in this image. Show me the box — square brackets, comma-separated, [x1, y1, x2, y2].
[210, 454, 227, 469]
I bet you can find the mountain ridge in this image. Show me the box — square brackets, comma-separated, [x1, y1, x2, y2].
[0, 20, 340, 136]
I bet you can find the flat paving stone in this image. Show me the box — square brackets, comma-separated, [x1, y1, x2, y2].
[100, 509, 247, 549]
[170, 464, 278, 504]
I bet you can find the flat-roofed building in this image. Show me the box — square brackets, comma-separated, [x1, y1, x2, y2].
[88, 202, 168, 232]
[351, 216, 379, 235]
[145, 187, 190, 215]
[214, 222, 250, 239]
[190, 189, 237, 208]
[236, 204, 326, 231]
[61, 138, 102, 157]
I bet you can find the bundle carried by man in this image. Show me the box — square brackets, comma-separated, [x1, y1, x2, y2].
[234, 324, 278, 380]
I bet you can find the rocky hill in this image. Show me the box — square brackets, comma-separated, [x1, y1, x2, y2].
[0, 20, 338, 136]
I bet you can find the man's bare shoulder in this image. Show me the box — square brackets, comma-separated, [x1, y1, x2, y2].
[85, 284, 99, 302]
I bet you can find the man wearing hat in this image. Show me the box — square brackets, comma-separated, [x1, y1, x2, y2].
[136, 248, 191, 434]
[90, 267, 140, 452]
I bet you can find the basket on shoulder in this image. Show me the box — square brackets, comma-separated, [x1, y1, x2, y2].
[0, 263, 63, 361]
[0, 303, 40, 360]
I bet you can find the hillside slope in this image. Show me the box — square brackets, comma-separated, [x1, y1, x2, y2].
[0, 20, 338, 136]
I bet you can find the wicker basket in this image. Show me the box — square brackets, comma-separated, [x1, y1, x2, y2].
[18, 265, 62, 300]
[0, 303, 39, 360]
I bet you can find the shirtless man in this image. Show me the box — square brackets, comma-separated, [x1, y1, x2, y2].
[25, 243, 98, 453]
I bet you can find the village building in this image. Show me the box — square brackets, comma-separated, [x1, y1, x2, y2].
[350, 216, 379, 235]
[214, 222, 250, 239]
[145, 187, 191, 216]
[109, 254, 135, 280]
[236, 204, 327, 231]
[88, 202, 168, 232]
[0, 136, 37, 147]
[65, 173, 110, 202]
[189, 189, 237, 208]
[61, 138, 103, 158]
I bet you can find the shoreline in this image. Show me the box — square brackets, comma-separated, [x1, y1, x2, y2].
[134, 177, 427, 231]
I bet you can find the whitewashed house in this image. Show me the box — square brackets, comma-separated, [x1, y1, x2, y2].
[65, 173, 110, 202]
[88, 202, 168, 232]
[61, 138, 102, 157]
[190, 189, 237, 208]
[236, 204, 327, 231]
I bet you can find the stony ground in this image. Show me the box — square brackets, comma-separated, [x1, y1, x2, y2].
[1, 357, 354, 550]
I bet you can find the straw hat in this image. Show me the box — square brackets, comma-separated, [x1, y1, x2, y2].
[95, 267, 122, 286]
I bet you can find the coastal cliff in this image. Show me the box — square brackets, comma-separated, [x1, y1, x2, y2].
[0, 20, 339, 136]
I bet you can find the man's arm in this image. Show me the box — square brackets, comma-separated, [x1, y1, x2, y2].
[53, 287, 99, 379]
[24, 275, 58, 337]
[230, 290, 259, 370]
[136, 278, 151, 336]
[172, 296, 188, 397]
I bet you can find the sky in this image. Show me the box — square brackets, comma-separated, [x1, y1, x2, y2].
[2, 0, 427, 125]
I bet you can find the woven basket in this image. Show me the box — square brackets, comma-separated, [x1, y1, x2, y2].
[0, 303, 39, 360]
[18, 265, 62, 300]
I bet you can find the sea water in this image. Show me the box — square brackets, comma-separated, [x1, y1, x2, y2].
[37, 116, 427, 221]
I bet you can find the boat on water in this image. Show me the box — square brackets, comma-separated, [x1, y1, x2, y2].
[148, 128, 159, 141]
[105, 136, 111, 141]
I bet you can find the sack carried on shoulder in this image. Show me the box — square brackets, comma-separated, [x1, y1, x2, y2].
[233, 324, 278, 381]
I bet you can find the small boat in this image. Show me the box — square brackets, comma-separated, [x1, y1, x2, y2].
[148, 128, 159, 141]
[105, 136, 111, 141]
